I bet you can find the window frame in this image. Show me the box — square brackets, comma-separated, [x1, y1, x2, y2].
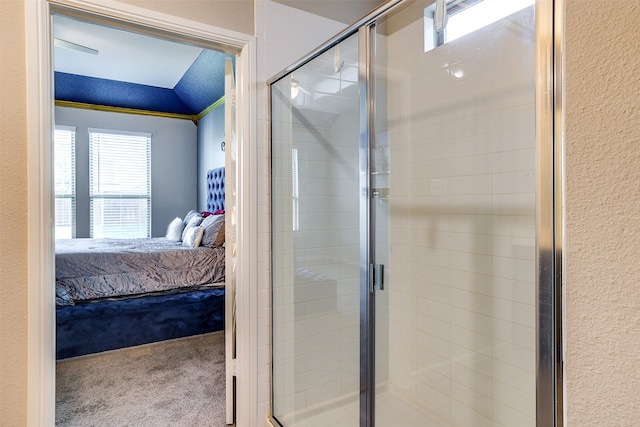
[54, 125, 76, 239]
[88, 128, 152, 239]
[425, 0, 534, 51]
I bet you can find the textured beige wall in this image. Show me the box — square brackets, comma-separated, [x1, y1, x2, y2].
[564, 0, 640, 424]
[0, 0, 29, 425]
[117, 0, 254, 35]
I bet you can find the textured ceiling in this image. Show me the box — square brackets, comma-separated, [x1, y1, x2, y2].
[53, 14, 231, 116]
[270, 0, 387, 24]
[53, 14, 203, 89]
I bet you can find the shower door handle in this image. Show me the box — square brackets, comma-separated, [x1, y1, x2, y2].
[370, 263, 384, 292]
[434, 0, 448, 32]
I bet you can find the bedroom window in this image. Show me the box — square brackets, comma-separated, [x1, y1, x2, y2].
[89, 128, 151, 238]
[54, 126, 76, 239]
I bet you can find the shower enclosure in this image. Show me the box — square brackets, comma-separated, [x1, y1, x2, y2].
[270, 0, 560, 425]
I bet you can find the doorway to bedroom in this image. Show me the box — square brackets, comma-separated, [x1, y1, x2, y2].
[50, 8, 239, 426]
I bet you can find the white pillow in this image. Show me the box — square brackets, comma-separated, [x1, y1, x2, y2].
[182, 226, 204, 248]
[183, 209, 199, 226]
[165, 217, 184, 241]
[181, 214, 203, 241]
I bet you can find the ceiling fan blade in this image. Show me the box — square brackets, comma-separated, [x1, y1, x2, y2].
[54, 38, 99, 55]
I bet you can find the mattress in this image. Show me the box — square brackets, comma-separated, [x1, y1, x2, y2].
[55, 237, 225, 305]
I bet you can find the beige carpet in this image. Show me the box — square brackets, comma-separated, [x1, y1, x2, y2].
[56, 331, 227, 426]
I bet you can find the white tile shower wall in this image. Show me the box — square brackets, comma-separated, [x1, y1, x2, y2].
[272, 35, 371, 421]
[250, 0, 345, 425]
[261, 2, 536, 425]
[384, 7, 536, 427]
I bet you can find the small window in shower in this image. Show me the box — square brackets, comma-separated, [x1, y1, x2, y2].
[424, 0, 535, 52]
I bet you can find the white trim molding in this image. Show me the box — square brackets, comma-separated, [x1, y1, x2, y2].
[25, 0, 55, 424]
[235, 34, 259, 426]
[25, 0, 257, 425]
[48, 0, 251, 53]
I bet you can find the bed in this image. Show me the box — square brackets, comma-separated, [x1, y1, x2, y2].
[56, 167, 227, 359]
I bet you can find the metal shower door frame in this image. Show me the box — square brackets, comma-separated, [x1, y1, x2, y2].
[358, 21, 376, 427]
[268, 0, 563, 425]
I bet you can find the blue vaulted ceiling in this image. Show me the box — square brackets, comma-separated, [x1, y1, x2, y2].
[55, 49, 233, 117]
[174, 50, 230, 114]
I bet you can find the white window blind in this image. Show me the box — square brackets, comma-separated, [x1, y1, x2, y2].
[89, 128, 151, 238]
[54, 126, 76, 239]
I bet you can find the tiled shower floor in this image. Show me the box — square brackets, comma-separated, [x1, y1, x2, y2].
[282, 391, 448, 427]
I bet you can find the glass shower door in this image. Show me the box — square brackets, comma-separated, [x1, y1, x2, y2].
[372, 1, 538, 426]
[271, 0, 550, 425]
[271, 33, 362, 426]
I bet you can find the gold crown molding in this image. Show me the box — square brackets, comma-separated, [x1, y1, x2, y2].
[195, 95, 225, 122]
[55, 100, 197, 122]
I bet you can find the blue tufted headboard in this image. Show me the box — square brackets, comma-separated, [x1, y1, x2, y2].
[206, 167, 225, 212]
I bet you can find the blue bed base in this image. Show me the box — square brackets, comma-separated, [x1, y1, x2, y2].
[56, 287, 225, 359]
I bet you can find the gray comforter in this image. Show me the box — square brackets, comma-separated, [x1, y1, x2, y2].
[55, 238, 225, 305]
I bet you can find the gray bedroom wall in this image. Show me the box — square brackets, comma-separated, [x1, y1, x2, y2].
[196, 104, 225, 211]
[55, 106, 198, 237]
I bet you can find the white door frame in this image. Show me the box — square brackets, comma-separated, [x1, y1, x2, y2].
[24, 0, 257, 425]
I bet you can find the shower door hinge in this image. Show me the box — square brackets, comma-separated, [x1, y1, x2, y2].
[372, 188, 389, 199]
[370, 263, 384, 292]
[227, 358, 237, 376]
